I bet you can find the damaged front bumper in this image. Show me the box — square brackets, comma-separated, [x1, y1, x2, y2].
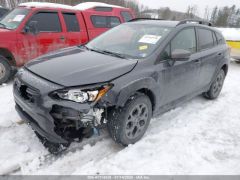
[13, 68, 104, 144]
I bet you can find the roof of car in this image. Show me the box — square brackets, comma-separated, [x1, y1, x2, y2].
[19, 2, 125, 11]
[129, 19, 216, 29]
[129, 20, 180, 27]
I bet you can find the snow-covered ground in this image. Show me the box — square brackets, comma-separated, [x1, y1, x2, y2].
[0, 61, 240, 175]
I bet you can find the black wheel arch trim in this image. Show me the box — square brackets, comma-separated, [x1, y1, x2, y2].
[115, 77, 157, 111]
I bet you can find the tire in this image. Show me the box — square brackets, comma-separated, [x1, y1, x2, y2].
[0, 56, 12, 84]
[203, 69, 226, 100]
[107, 93, 152, 146]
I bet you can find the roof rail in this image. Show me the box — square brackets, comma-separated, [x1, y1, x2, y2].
[129, 18, 165, 22]
[177, 19, 212, 26]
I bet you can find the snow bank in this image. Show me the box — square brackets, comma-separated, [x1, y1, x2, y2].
[19, 2, 74, 10]
[74, 2, 123, 10]
[218, 28, 240, 41]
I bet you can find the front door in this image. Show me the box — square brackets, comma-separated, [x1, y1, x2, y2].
[158, 27, 201, 106]
[27, 11, 66, 58]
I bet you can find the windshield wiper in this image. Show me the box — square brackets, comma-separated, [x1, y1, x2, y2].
[84, 47, 134, 59]
[0, 23, 6, 28]
[101, 50, 126, 59]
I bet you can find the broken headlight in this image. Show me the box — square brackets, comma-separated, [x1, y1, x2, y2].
[55, 84, 112, 103]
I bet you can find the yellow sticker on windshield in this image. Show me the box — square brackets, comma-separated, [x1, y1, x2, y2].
[139, 45, 148, 51]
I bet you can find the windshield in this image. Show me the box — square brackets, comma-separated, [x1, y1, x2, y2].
[86, 23, 172, 59]
[0, 8, 29, 30]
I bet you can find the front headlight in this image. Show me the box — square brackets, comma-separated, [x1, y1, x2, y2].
[55, 84, 112, 103]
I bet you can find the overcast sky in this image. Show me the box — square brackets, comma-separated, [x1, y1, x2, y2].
[137, 0, 240, 18]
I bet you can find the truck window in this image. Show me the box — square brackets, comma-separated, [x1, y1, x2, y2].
[29, 12, 61, 32]
[62, 13, 80, 32]
[110, 17, 121, 27]
[121, 11, 133, 22]
[91, 15, 120, 28]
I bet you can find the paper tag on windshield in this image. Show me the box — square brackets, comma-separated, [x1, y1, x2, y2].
[12, 15, 25, 22]
[139, 35, 162, 44]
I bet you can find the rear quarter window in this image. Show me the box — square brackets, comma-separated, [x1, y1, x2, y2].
[216, 32, 225, 45]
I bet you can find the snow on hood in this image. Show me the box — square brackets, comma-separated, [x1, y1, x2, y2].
[218, 28, 240, 41]
[19, 2, 74, 10]
[74, 2, 123, 10]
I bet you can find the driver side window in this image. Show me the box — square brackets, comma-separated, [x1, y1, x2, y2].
[160, 28, 196, 61]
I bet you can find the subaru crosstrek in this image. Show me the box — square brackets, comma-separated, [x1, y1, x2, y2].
[13, 19, 230, 153]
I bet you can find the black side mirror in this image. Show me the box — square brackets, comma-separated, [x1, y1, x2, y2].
[24, 21, 38, 35]
[171, 49, 191, 61]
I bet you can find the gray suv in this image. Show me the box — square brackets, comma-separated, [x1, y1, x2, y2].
[13, 19, 230, 153]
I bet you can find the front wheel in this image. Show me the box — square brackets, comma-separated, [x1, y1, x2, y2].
[0, 56, 12, 85]
[203, 69, 225, 100]
[107, 93, 152, 146]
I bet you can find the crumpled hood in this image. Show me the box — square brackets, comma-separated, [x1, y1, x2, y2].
[25, 47, 138, 86]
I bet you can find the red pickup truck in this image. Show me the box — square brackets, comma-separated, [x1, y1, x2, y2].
[0, 2, 135, 84]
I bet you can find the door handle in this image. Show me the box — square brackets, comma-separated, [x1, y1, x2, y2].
[193, 59, 201, 63]
[60, 36, 65, 41]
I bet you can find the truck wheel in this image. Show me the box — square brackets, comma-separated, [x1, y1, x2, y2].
[107, 93, 152, 146]
[0, 56, 12, 84]
[203, 69, 225, 100]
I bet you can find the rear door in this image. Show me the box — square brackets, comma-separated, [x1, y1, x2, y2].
[27, 11, 66, 57]
[61, 12, 88, 46]
[196, 28, 223, 88]
[158, 27, 201, 105]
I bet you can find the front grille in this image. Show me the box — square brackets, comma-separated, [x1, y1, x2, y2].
[15, 78, 40, 103]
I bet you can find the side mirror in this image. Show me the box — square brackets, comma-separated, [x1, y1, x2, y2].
[24, 21, 38, 35]
[171, 49, 191, 61]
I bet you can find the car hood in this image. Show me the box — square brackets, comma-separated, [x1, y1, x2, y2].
[0, 28, 11, 32]
[25, 47, 138, 87]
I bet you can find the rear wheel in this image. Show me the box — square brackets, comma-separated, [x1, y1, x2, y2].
[107, 93, 152, 146]
[0, 56, 12, 85]
[203, 69, 225, 100]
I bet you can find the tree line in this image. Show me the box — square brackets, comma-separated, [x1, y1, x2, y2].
[1, 0, 239, 27]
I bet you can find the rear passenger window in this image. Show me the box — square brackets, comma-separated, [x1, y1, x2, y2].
[91, 15, 120, 28]
[121, 11, 133, 22]
[198, 28, 214, 50]
[216, 32, 225, 44]
[171, 28, 197, 53]
[29, 12, 61, 32]
[62, 13, 80, 32]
